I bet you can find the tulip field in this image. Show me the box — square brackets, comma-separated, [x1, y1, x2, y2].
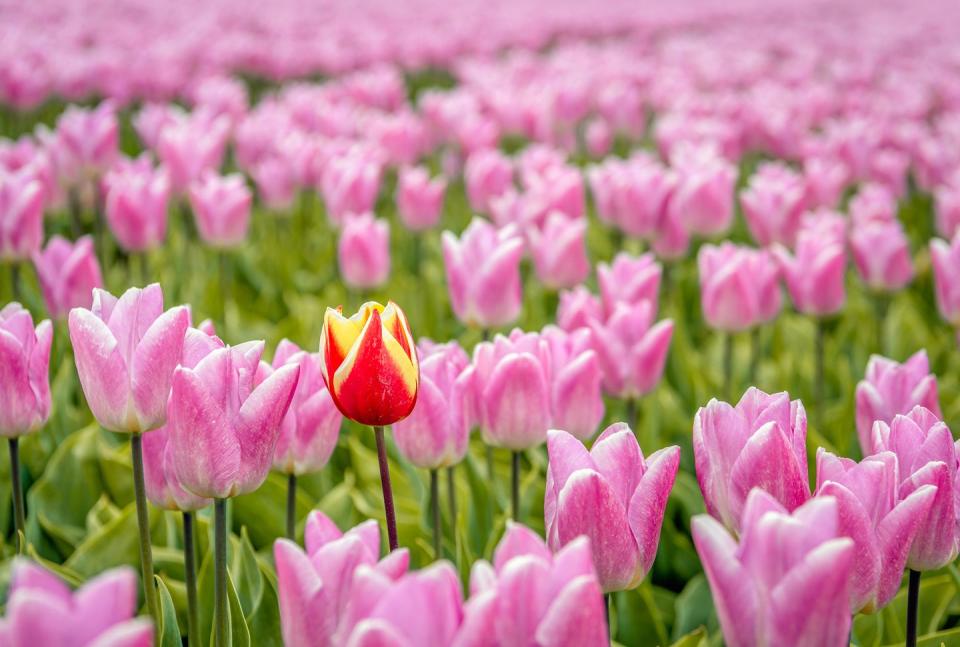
[5, 0, 960, 645]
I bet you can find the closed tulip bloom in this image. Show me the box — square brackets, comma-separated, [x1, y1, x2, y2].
[931, 235, 960, 326]
[545, 425, 680, 591]
[0, 171, 44, 261]
[320, 151, 383, 225]
[142, 426, 212, 512]
[69, 284, 189, 433]
[774, 230, 846, 317]
[442, 219, 525, 329]
[337, 213, 390, 290]
[0, 304, 52, 437]
[103, 163, 170, 253]
[0, 560, 152, 647]
[698, 243, 781, 332]
[740, 162, 808, 247]
[527, 212, 590, 290]
[855, 351, 940, 455]
[612, 156, 676, 239]
[469, 330, 552, 450]
[668, 143, 737, 237]
[319, 301, 419, 427]
[850, 182, 898, 227]
[393, 342, 470, 469]
[653, 201, 693, 261]
[692, 387, 809, 533]
[815, 449, 937, 612]
[870, 407, 960, 570]
[251, 157, 297, 211]
[157, 113, 230, 193]
[454, 523, 608, 647]
[935, 179, 960, 238]
[588, 301, 673, 399]
[555, 286, 603, 332]
[53, 102, 119, 184]
[464, 149, 514, 213]
[32, 235, 102, 320]
[693, 490, 855, 647]
[584, 118, 613, 158]
[188, 172, 252, 248]
[169, 340, 300, 498]
[274, 511, 411, 647]
[803, 155, 848, 209]
[850, 220, 914, 292]
[542, 327, 604, 441]
[597, 252, 662, 316]
[397, 166, 446, 231]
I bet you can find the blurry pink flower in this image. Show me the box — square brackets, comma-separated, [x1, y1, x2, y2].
[53, 102, 119, 184]
[597, 252, 661, 317]
[0, 304, 51, 437]
[850, 182, 898, 228]
[157, 113, 230, 194]
[584, 118, 613, 157]
[614, 156, 676, 239]
[652, 202, 692, 261]
[396, 166, 446, 231]
[337, 213, 391, 289]
[321, 150, 383, 225]
[774, 229, 846, 317]
[104, 162, 170, 253]
[188, 172, 252, 248]
[133, 103, 186, 151]
[935, 177, 960, 239]
[931, 235, 960, 326]
[588, 301, 673, 399]
[32, 235, 102, 319]
[542, 327, 605, 441]
[464, 149, 513, 213]
[803, 155, 848, 209]
[527, 212, 589, 290]
[850, 221, 914, 292]
[189, 76, 249, 125]
[697, 243, 781, 332]
[740, 162, 808, 247]
[668, 143, 737, 237]
[555, 286, 603, 332]
[0, 171, 44, 261]
[251, 157, 298, 211]
[546, 425, 679, 591]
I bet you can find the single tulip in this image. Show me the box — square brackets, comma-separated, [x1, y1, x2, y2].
[815, 449, 937, 612]
[319, 301, 419, 427]
[103, 162, 170, 253]
[850, 182, 897, 228]
[189, 76, 249, 126]
[588, 301, 673, 399]
[320, 150, 383, 225]
[522, 164, 585, 222]
[0, 560, 152, 647]
[0, 171, 44, 261]
[774, 229, 846, 317]
[668, 143, 737, 237]
[454, 523, 608, 647]
[32, 235, 103, 319]
[693, 489, 854, 647]
[597, 252, 662, 317]
[850, 220, 914, 292]
[397, 166, 446, 231]
[441, 219, 525, 329]
[142, 426, 212, 512]
[337, 213, 391, 290]
[251, 157, 297, 211]
[270, 340, 343, 476]
[392, 341, 470, 469]
[869, 407, 960, 570]
[133, 103, 186, 151]
[584, 118, 613, 157]
[527, 212, 590, 290]
[612, 156, 676, 239]
[464, 149, 514, 213]
[855, 351, 940, 455]
[541, 326, 605, 441]
[555, 286, 603, 332]
[274, 511, 411, 647]
[931, 235, 960, 326]
[697, 243, 782, 332]
[53, 102, 119, 184]
[803, 155, 848, 209]
[0, 303, 52, 436]
[69, 284, 189, 433]
[545, 425, 680, 591]
[157, 113, 230, 193]
[740, 161, 808, 247]
[692, 387, 809, 533]
[188, 172, 252, 248]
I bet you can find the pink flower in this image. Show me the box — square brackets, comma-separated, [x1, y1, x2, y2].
[464, 149, 513, 213]
[32, 235, 103, 319]
[597, 252, 661, 317]
[588, 301, 673, 399]
[934, 176, 960, 238]
[850, 220, 914, 292]
[693, 490, 854, 647]
[931, 235, 960, 326]
[697, 243, 781, 332]
[692, 387, 809, 533]
[142, 425, 212, 512]
[555, 286, 603, 332]
[527, 213, 590, 290]
[157, 113, 230, 193]
[0, 171, 44, 261]
[0, 303, 52, 437]
[320, 150, 383, 225]
[251, 157, 298, 211]
[740, 162, 808, 247]
[849, 182, 897, 228]
[337, 213, 391, 290]
[774, 229, 846, 317]
[542, 327, 604, 441]
[668, 143, 737, 237]
[545, 425, 679, 591]
[803, 155, 848, 209]
[397, 166, 446, 231]
[104, 162, 170, 253]
[584, 119, 613, 157]
[53, 102, 119, 184]
[188, 172, 252, 248]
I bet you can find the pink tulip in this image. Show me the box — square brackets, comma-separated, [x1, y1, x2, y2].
[464, 149, 513, 213]
[251, 157, 298, 211]
[337, 213, 391, 290]
[0, 171, 44, 261]
[855, 351, 940, 455]
[53, 102, 119, 184]
[320, 150, 383, 225]
[584, 118, 613, 157]
[652, 201, 693, 261]
[869, 407, 960, 570]
[274, 511, 410, 647]
[555, 286, 603, 332]
[545, 425, 679, 591]
[157, 113, 230, 193]
[588, 301, 673, 399]
[189, 76, 249, 126]
[935, 178, 960, 239]
[0, 304, 51, 437]
[774, 229, 846, 317]
[541, 327, 604, 441]
[69, 284, 189, 433]
[397, 166, 446, 231]
[803, 155, 848, 209]
[142, 426, 212, 512]
[597, 252, 661, 317]
[740, 162, 808, 247]
[0, 560, 152, 647]
[668, 143, 737, 237]
[103, 162, 170, 253]
[32, 235, 103, 320]
[931, 235, 960, 326]
[614, 156, 676, 239]
[133, 103, 186, 151]
[188, 172, 252, 248]
[168, 340, 299, 498]
[393, 341, 470, 469]
[693, 489, 854, 647]
[522, 164, 585, 221]
[442, 219, 525, 329]
[527, 213, 589, 290]
[850, 182, 897, 228]
[469, 330, 551, 450]
[697, 243, 781, 332]
[850, 220, 914, 292]
[815, 449, 938, 612]
[454, 523, 608, 647]
[692, 387, 809, 533]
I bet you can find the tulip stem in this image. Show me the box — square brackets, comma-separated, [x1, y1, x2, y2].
[604, 594, 612, 642]
[511, 451, 521, 522]
[723, 333, 734, 401]
[214, 498, 228, 647]
[8, 438, 25, 554]
[749, 327, 762, 386]
[906, 569, 920, 647]
[130, 433, 160, 626]
[814, 318, 825, 434]
[874, 293, 889, 355]
[374, 426, 399, 551]
[446, 465, 457, 531]
[286, 472, 297, 540]
[183, 511, 200, 647]
[430, 469, 441, 559]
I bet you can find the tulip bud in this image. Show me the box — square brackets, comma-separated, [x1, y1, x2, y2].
[103, 161, 170, 253]
[251, 157, 297, 211]
[320, 150, 383, 225]
[464, 149, 513, 213]
[740, 161, 808, 247]
[53, 103, 119, 184]
[585, 118, 613, 158]
[157, 113, 230, 193]
[555, 286, 603, 332]
[527, 212, 590, 290]
[597, 252, 661, 317]
[668, 143, 737, 237]
[850, 182, 897, 227]
[337, 213, 391, 290]
[803, 155, 848, 209]
[542, 327, 604, 441]
[0, 171, 44, 261]
[697, 243, 782, 332]
[319, 301, 419, 427]
[774, 229, 846, 317]
[396, 166, 446, 231]
[188, 172, 252, 248]
[850, 220, 914, 292]
[931, 235, 960, 326]
[935, 177, 960, 239]
[32, 235, 102, 320]
[0, 304, 52, 437]
[589, 301, 673, 399]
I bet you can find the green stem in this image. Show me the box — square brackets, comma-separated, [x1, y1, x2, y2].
[9, 438, 25, 554]
[814, 318, 825, 433]
[10, 263, 20, 304]
[511, 451, 521, 522]
[446, 465, 456, 531]
[624, 398, 637, 431]
[374, 426, 399, 551]
[131, 433, 159, 625]
[183, 511, 200, 647]
[749, 327, 761, 386]
[906, 569, 920, 647]
[723, 332, 734, 401]
[874, 293, 889, 356]
[604, 594, 612, 643]
[430, 468, 441, 559]
[214, 498, 228, 647]
[486, 445, 495, 480]
[286, 473, 297, 541]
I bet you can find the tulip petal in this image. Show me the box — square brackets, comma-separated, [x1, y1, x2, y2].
[730, 421, 810, 522]
[818, 482, 881, 613]
[876, 484, 937, 608]
[274, 539, 333, 647]
[322, 307, 362, 378]
[68, 308, 131, 432]
[304, 510, 344, 555]
[71, 568, 138, 646]
[365, 564, 463, 647]
[0, 328, 39, 435]
[451, 589, 497, 647]
[902, 461, 958, 570]
[493, 556, 552, 644]
[480, 352, 550, 450]
[534, 575, 608, 647]
[6, 590, 69, 646]
[627, 445, 680, 578]
[86, 619, 154, 647]
[493, 522, 552, 574]
[131, 305, 189, 430]
[590, 424, 644, 510]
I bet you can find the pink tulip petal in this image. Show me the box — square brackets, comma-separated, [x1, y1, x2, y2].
[627, 445, 680, 577]
[534, 574, 608, 647]
[274, 539, 333, 647]
[493, 522, 552, 574]
[68, 308, 131, 432]
[875, 484, 938, 608]
[131, 305, 189, 430]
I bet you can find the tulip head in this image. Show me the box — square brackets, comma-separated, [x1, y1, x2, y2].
[0, 171, 44, 261]
[337, 212, 391, 290]
[740, 161, 808, 247]
[527, 212, 590, 290]
[597, 252, 661, 317]
[774, 228, 846, 317]
[397, 166, 446, 231]
[850, 220, 914, 292]
[103, 161, 170, 253]
[142, 425, 212, 512]
[320, 301, 419, 427]
[0, 303, 52, 437]
[188, 171, 252, 249]
[32, 235, 103, 319]
[698, 242, 782, 332]
[931, 235, 960, 326]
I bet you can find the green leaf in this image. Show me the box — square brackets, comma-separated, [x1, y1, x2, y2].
[672, 575, 716, 641]
[64, 502, 161, 578]
[670, 627, 708, 647]
[879, 574, 955, 644]
[248, 563, 284, 647]
[155, 575, 182, 647]
[226, 569, 252, 647]
[231, 528, 263, 618]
